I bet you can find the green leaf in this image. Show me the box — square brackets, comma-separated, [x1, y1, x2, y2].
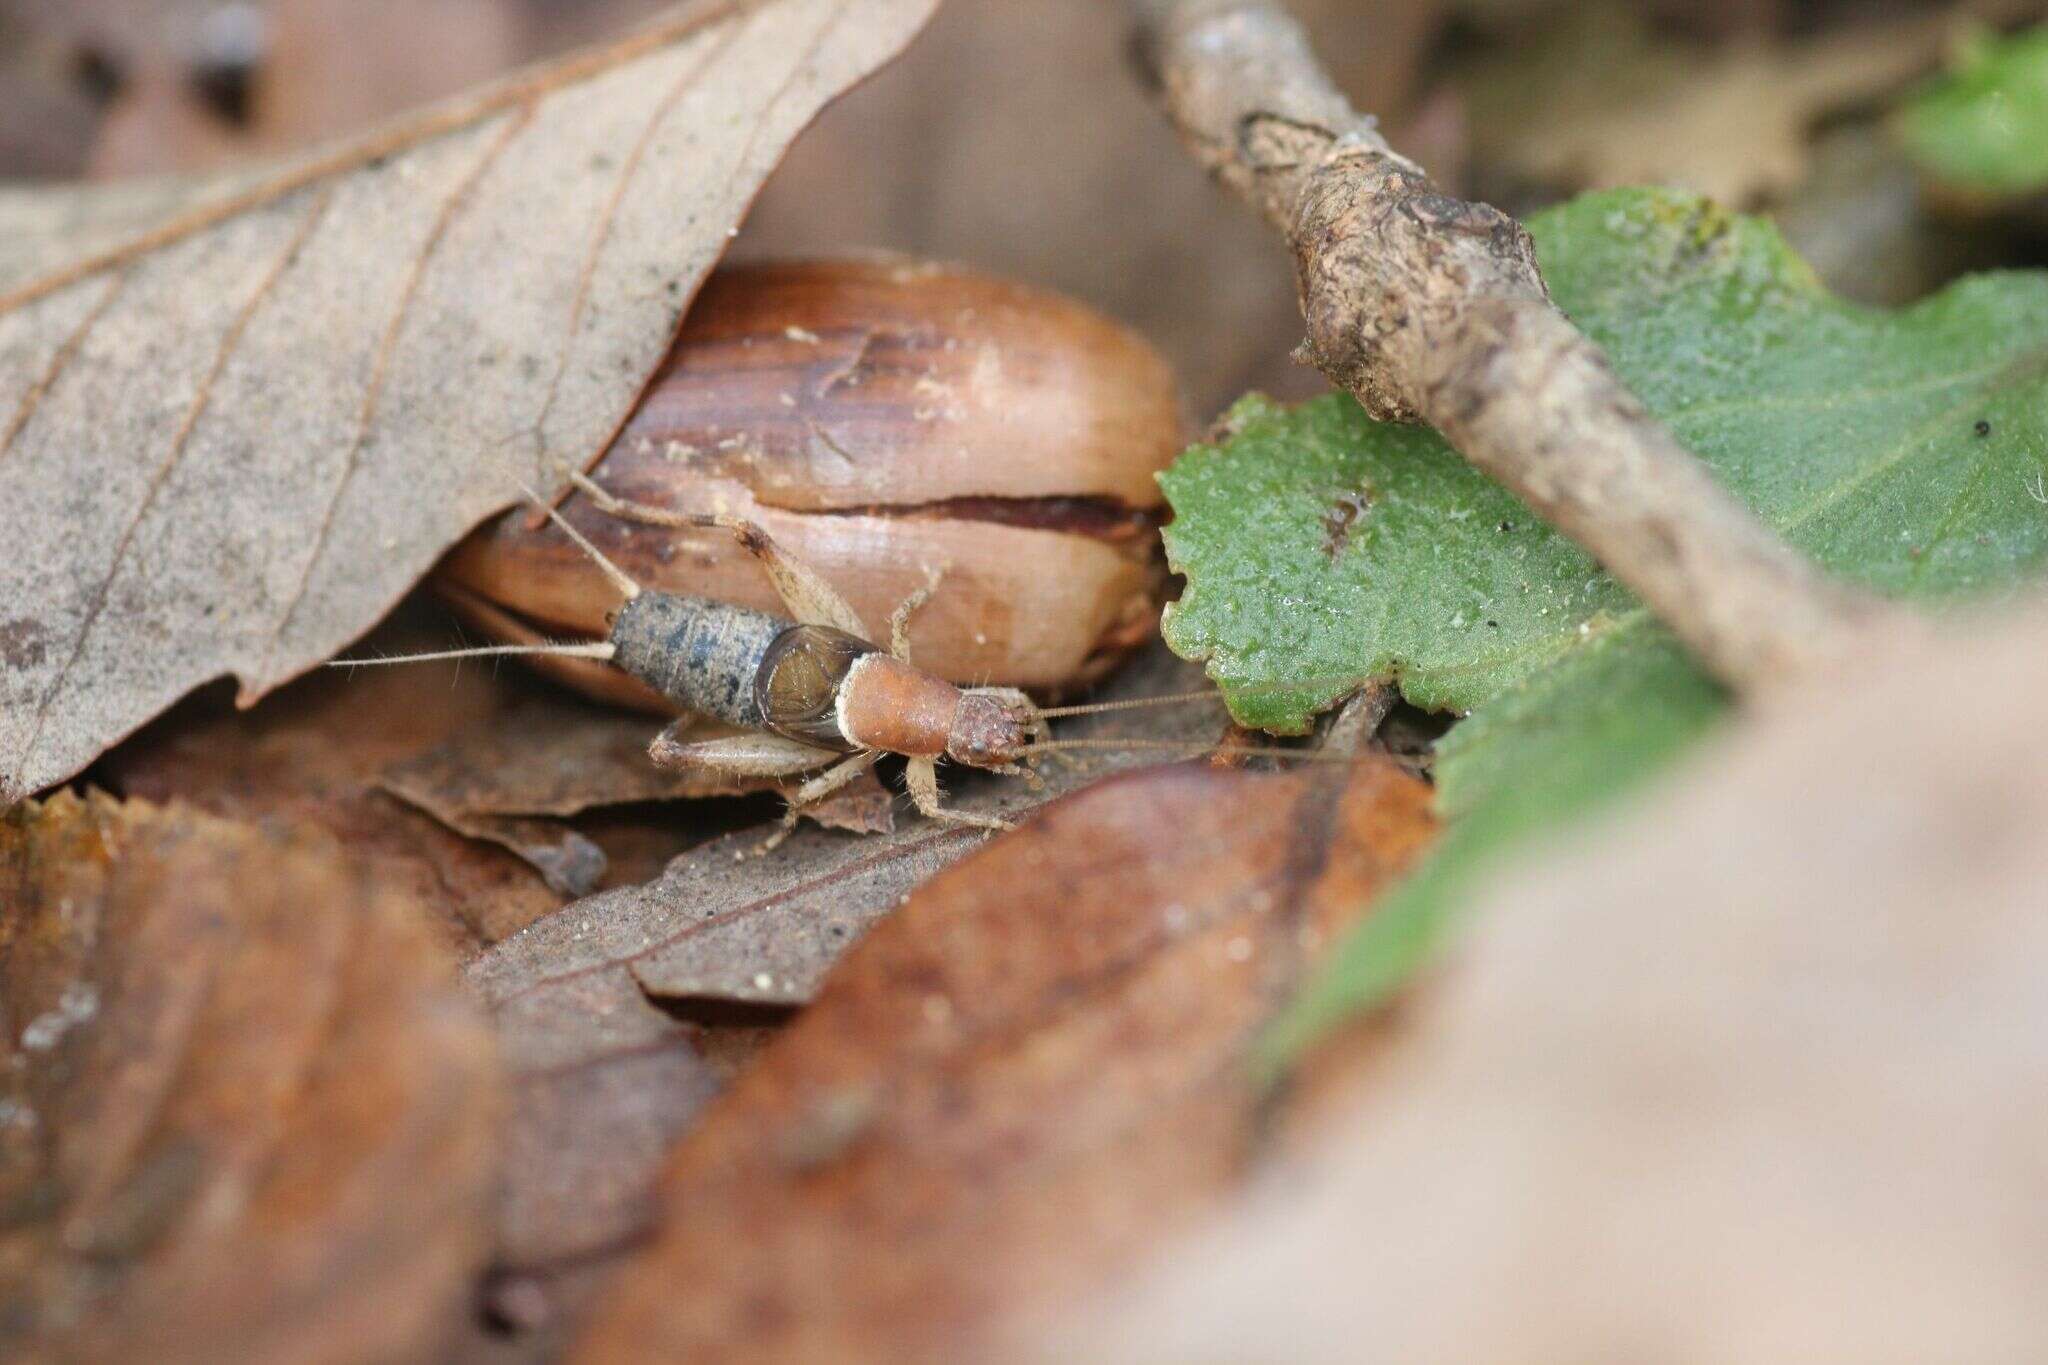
[1896, 24, 2048, 199]
[1157, 188, 2048, 1063]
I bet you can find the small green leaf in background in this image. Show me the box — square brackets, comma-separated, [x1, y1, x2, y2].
[1896, 24, 2048, 199]
[1157, 188, 2048, 1064]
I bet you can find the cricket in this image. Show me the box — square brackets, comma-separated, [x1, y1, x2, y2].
[336, 473, 1242, 850]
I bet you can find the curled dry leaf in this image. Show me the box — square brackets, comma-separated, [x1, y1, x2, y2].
[462, 642, 1235, 1310]
[439, 257, 1181, 698]
[569, 752, 1435, 1362]
[0, 0, 942, 805]
[1066, 600, 2048, 1363]
[0, 790, 500, 1362]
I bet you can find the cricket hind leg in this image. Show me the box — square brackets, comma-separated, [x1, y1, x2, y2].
[646, 725, 835, 776]
[644, 726, 880, 857]
[568, 472, 871, 640]
[903, 755, 1011, 834]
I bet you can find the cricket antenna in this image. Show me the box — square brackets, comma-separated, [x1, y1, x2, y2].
[1012, 737, 1365, 764]
[516, 480, 641, 602]
[328, 641, 618, 669]
[1033, 689, 1229, 719]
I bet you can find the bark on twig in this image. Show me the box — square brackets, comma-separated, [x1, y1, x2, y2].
[1130, 0, 1903, 695]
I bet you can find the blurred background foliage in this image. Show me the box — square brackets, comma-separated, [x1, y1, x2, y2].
[5, 0, 2046, 417]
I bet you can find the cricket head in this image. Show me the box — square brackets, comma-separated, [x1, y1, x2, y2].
[945, 688, 1042, 769]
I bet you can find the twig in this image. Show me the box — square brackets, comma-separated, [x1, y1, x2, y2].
[1129, 0, 1904, 695]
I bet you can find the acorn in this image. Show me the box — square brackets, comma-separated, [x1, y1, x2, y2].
[437, 257, 1184, 712]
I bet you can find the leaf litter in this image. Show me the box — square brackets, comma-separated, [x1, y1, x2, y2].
[95, 602, 722, 952]
[0, 0, 942, 805]
[378, 695, 893, 898]
[572, 744, 1435, 1361]
[460, 642, 1249, 1313]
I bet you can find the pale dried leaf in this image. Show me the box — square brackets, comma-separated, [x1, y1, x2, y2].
[1066, 601, 2048, 1364]
[0, 0, 941, 804]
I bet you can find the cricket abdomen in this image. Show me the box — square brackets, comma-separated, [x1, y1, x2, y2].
[608, 591, 784, 729]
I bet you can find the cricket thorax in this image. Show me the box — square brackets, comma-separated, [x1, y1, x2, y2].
[835, 654, 1033, 767]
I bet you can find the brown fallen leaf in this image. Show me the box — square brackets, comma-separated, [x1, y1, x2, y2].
[0, 0, 942, 806]
[568, 749, 1435, 1362]
[469, 638, 1223, 1009]
[1065, 600, 2048, 1363]
[0, 789, 501, 1362]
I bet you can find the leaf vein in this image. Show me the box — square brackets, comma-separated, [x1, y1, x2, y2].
[0, 272, 128, 466]
[19, 190, 335, 780]
[257, 105, 537, 688]
[0, 1, 748, 317]
[527, 12, 754, 469]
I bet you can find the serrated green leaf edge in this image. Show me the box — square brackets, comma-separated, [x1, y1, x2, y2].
[1153, 187, 2048, 1069]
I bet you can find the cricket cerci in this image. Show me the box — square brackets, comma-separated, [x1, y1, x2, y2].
[349, 258, 1187, 846]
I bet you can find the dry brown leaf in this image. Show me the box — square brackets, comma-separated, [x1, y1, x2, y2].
[473, 960, 773, 1286]
[468, 640, 1222, 1012]
[0, 0, 942, 805]
[1065, 601, 2048, 1363]
[0, 789, 501, 1362]
[569, 749, 1434, 1362]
